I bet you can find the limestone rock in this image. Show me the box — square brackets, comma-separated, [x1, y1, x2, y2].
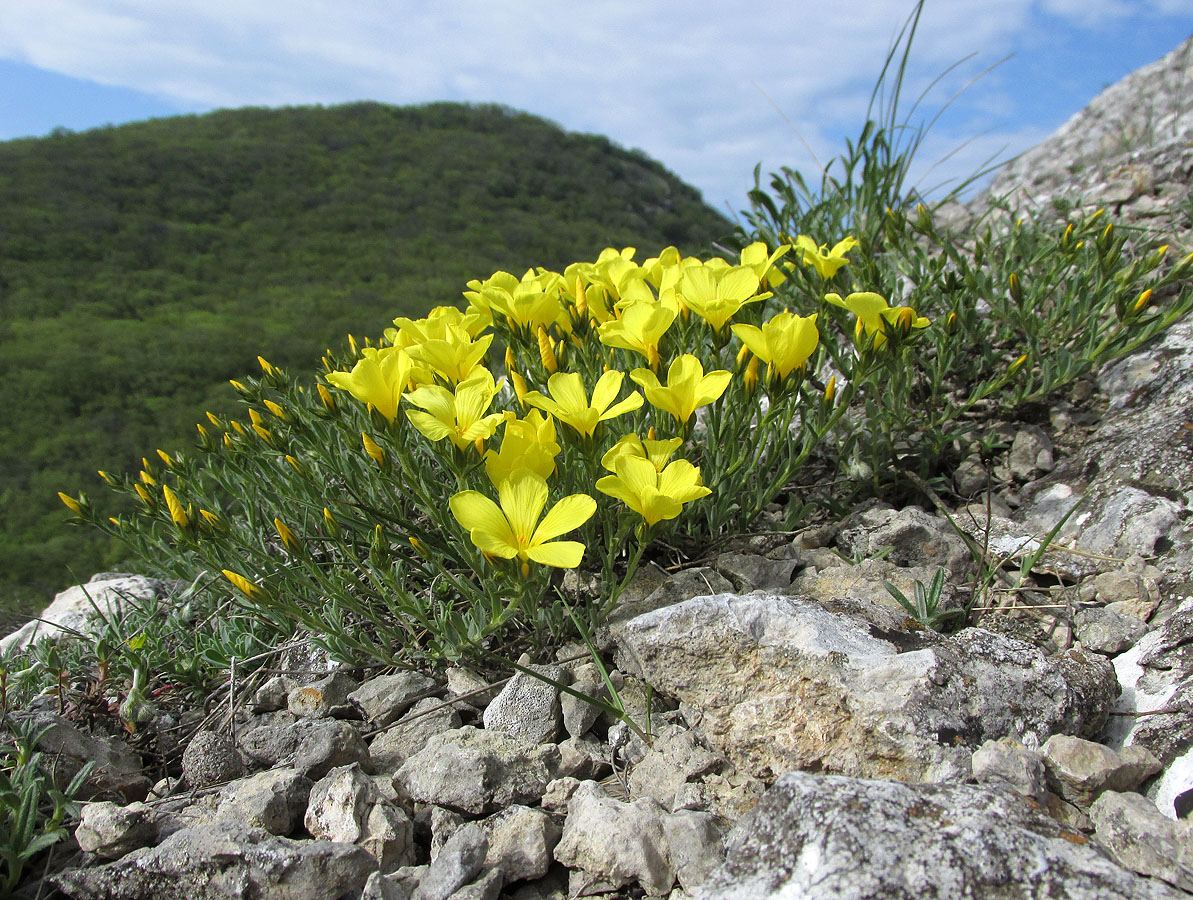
[75, 801, 161, 860]
[19, 711, 151, 801]
[52, 821, 375, 900]
[970, 737, 1048, 803]
[370, 695, 463, 773]
[1090, 790, 1193, 892]
[615, 593, 1117, 782]
[349, 671, 440, 727]
[701, 772, 1189, 899]
[835, 504, 971, 576]
[396, 726, 560, 815]
[288, 671, 360, 719]
[481, 805, 561, 884]
[0, 574, 170, 654]
[482, 661, 563, 745]
[415, 822, 488, 900]
[553, 780, 675, 897]
[1042, 734, 1162, 807]
[214, 767, 312, 835]
[182, 730, 243, 789]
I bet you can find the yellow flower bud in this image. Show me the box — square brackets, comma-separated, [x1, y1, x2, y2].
[222, 569, 263, 601]
[317, 383, 337, 412]
[249, 408, 264, 427]
[156, 449, 175, 468]
[348, 333, 359, 356]
[1008, 273, 1022, 303]
[252, 423, 273, 444]
[735, 344, 750, 368]
[97, 470, 119, 487]
[824, 374, 837, 402]
[1133, 289, 1152, 314]
[264, 399, 287, 421]
[223, 433, 234, 450]
[323, 507, 340, 538]
[409, 536, 426, 555]
[257, 356, 275, 376]
[743, 355, 760, 392]
[511, 370, 528, 407]
[134, 484, 155, 508]
[58, 492, 83, 516]
[229, 379, 251, 396]
[537, 325, 558, 374]
[139, 470, 156, 486]
[1008, 354, 1028, 375]
[199, 509, 224, 530]
[206, 411, 225, 429]
[362, 432, 386, 468]
[162, 485, 189, 529]
[273, 517, 301, 553]
[504, 346, 516, 372]
[108, 517, 121, 527]
[285, 454, 306, 476]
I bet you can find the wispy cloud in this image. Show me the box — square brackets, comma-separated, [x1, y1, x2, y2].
[0, 1, 1188, 209]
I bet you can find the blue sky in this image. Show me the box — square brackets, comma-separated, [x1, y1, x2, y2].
[1, 1, 1190, 215]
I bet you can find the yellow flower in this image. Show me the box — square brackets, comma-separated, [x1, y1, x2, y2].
[405, 368, 507, 450]
[325, 347, 414, 423]
[596, 455, 711, 527]
[825, 292, 929, 349]
[677, 264, 768, 332]
[450, 470, 596, 569]
[739, 241, 791, 288]
[630, 354, 731, 424]
[596, 301, 676, 368]
[485, 410, 561, 486]
[731, 311, 820, 381]
[404, 326, 493, 386]
[523, 370, 643, 438]
[795, 235, 859, 279]
[601, 433, 683, 473]
[482, 272, 566, 333]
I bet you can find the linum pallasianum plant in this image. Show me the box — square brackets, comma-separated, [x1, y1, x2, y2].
[63, 239, 929, 669]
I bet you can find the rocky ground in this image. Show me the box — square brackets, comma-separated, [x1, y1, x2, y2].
[6, 35, 1193, 900]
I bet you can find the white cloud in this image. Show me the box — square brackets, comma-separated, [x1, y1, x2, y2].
[0, 1, 1185, 209]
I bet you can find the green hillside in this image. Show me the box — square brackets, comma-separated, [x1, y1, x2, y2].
[0, 101, 732, 613]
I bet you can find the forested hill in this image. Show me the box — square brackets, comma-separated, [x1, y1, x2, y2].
[0, 101, 733, 612]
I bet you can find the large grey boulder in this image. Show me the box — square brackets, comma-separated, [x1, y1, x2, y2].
[1, 574, 171, 654]
[52, 821, 375, 900]
[699, 772, 1190, 899]
[615, 593, 1117, 782]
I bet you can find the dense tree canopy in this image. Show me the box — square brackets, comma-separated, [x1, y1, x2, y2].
[0, 101, 732, 613]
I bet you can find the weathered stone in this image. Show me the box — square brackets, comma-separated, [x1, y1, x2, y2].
[627, 725, 721, 809]
[361, 867, 421, 900]
[702, 772, 1189, 899]
[305, 763, 375, 843]
[52, 821, 375, 900]
[1090, 790, 1193, 892]
[370, 696, 463, 773]
[560, 663, 606, 739]
[554, 780, 675, 897]
[1074, 605, 1149, 655]
[252, 675, 295, 713]
[397, 726, 560, 815]
[430, 806, 466, 859]
[481, 805, 561, 884]
[75, 801, 161, 860]
[363, 801, 417, 873]
[970, 737, 1048, 802]
[350, 671, 440, 727]
[1043, 734, 1162, 807]
[713, 551, 798, 593]
[1009, 425, 1055, 480]
[17, 711, 151, 802]
[446, 866, 503, 900]
[790, 558, 965, 623]
[1, 574, 170, 654]
[288, 671, 359, 718]
[615, 594, 1117, 782]
[660, 809, 726, 894]
[214, 767, 312, 836]
[291, 719, 372, 779]
[835, 504, 971, 576]
[415, 822, 488, 900]
[181, 730, 243, 789]
[482, 660, 563, 745]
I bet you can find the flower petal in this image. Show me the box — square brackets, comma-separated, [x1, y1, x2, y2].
[528, 540, 587, 568]
[533, 494, 597, 543]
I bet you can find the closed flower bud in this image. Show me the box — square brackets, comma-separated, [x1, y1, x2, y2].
[743, 355, 760, 392]
[362, 432, 387, 468]
[57, 492, 84, 516]
[222, 569, 265, 602]
[322, 507, 341, 538]
[264, 399, 288, 421]
[824, 374, 837, 403]
[156, 449, 176, 468]
[1133, 289, 1152, 314]
[511, 370, 529, 407]
[317, 383, 337, 412]
[162, 485, 190, 529]
[273, 517, 301, 554]
[252, 423, 273, 445]
[537, 325, 558, 374]
[1008, 354, 1028, 376]
[229, 379, 252, 396]
[97, 470, 119, 487]
[134, 484, 155, 509]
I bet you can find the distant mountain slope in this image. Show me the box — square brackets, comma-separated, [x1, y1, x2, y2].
[0, 101, 733, 609]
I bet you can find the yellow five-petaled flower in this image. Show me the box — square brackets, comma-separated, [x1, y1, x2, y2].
[630, 354, 731, 424]
[450, 470, 596, 571]
[523, 370, 643, 438]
